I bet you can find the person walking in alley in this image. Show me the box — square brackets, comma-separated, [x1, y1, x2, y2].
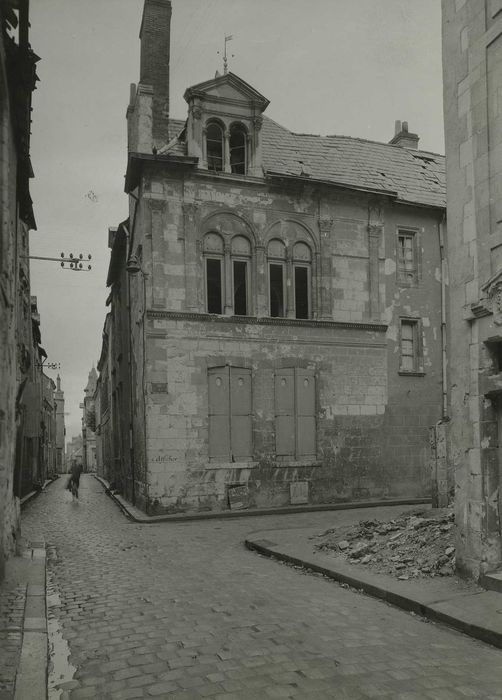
[67, 461, 82, 501]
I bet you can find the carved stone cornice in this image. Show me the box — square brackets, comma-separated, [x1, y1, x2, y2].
[146, 308, 388, 333]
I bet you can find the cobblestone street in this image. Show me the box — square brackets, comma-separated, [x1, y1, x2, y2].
[21, 476, 502, 699]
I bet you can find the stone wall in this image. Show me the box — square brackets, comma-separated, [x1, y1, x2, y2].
[126, 165, 444, 514]
[442, 0, 502, 578]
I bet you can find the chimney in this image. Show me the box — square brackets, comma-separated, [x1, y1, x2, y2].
[139, 0, 171, 145]
[389, 120, 419, 150]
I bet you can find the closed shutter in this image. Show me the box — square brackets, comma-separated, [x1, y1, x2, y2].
[296, 369, 316, 458]
[230, 367, 252, 459]
[275, 368, 295, 457]
[208, 367, 231, 459]
[275, 368, 316, 459]
[208, 366, 252, 461]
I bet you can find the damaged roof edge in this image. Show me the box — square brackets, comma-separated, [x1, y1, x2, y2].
[265, 170, 399, 198]
[124, 152, 198, 193]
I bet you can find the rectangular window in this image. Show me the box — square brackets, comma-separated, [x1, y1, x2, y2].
[206, 258, 222, 314]
[397, 230, 417, 285]
[275, 368, 316, 460]
[269, 264, 284, 317]
[294, 266, 309, 319]
[233, 260, 247, 315]
[400, 319, 422, 373]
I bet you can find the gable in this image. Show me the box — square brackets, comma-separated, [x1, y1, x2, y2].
[184, 72, 269, 111]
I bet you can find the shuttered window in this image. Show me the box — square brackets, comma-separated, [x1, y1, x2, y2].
[275, 368, 316, 459]
[208, 366, 252, 461]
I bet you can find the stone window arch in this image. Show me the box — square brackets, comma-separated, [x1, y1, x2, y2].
[229, 123, 248, 175]
[267, 238, 286, 317]
[205, 121, 224, 172]
[203, 232, 224, 313]
[231, 235, 251, 315]
[292, 241, 312, 319]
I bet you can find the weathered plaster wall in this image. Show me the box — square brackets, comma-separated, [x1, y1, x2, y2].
[128, 167, 444, 514]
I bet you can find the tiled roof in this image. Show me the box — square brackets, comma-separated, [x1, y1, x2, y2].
[165, 117, 445, 208]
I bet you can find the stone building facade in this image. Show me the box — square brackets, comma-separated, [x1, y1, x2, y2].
[443, 0, 502, 579]
[0, 1, 39, 578]
[99, 0, 448, 515]
[81, 367, 97, 473]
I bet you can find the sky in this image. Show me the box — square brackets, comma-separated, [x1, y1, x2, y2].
[27, 0, 444, 443]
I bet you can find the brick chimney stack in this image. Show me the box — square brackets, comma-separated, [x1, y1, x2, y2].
[389, 120, 419, 150]
[139, 0, 171, 145]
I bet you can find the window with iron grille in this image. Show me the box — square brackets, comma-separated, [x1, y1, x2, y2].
[399, 318, 424, 374]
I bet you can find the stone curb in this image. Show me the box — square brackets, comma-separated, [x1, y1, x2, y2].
[14, 544, 48, 700]
[245, 537, 502, 650]
[21, 476, 60, 510]
[94, 475, 431, 523]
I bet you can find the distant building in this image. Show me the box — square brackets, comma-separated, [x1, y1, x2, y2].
[66, 435, 83, 469]
[0, 1, 40, 579]
[442, 0, 502, 580]
[54, 375, 66, 473]
[98, 0, 448, 516]
[81, 367, 97, 473]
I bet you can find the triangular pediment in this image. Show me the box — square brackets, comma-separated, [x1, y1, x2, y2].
[184, 72, 269, 111]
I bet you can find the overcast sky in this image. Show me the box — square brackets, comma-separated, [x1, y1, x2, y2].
[28, 0, 444, 443]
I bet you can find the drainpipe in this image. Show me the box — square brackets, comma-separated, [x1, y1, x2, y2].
[439, 215, 448, 420]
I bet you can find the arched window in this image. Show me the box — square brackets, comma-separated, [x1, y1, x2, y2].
[206, 122, 224, 172]
[229, 124, 247, 175]
[231, 236, 251, 315]
[293, 242, 312, 319]
[267, 239, 286, 317]
[203, 233, 224, 313]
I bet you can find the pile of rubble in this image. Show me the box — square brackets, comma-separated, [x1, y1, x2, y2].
[314, 508, 455, 580]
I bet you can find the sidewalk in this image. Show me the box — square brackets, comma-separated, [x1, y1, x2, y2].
[245, 521, 502, 650]
[0, 539, 47, 700]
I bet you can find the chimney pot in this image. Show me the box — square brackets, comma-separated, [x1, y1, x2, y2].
[402, 121, 409, 133]
[394, 120, 402, 136]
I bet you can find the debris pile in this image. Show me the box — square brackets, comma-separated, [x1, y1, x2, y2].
[314, 508, 455, 580]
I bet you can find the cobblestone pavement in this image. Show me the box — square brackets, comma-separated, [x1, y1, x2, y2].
[0, 566, 25, 699]
[21, 476, 502, 699]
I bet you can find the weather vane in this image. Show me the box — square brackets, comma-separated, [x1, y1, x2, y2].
[217, 34, 234, 74]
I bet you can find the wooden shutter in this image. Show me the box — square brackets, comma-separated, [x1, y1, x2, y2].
[230, 367, 252, 460]
[208, 367, 230, 459]
[296, 369, 316, 459]
[275, 368, 295, 457]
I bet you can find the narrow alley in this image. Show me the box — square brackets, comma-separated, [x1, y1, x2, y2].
[19, 477, 502, 699]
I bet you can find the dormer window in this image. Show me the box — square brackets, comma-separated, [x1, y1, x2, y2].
[230, 124, 247, 175]
[206, 121, 224, 172]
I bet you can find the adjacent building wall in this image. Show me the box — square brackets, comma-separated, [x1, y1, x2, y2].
[442, 0, 502, 578]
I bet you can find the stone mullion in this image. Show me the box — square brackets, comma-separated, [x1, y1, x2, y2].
[255, 245, 267, 316]
[318, 218, 333, 320]
[224, 243, 233, 315]
[286, 249, 295, 319]
[223, 130, 231, 174]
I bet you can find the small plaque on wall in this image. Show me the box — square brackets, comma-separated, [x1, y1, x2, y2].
[151, 383, 168, 393]
[290, 481, 309, 505]
[228, 484, 250, 510]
